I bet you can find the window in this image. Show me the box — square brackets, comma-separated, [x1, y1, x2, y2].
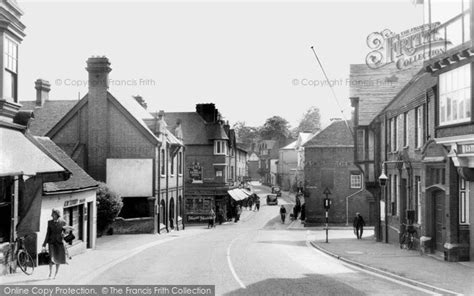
[403, 112, 408, 147]
[439, 64, 471, 125]
[178, 151, 183, 174]
[415, 106, 423, 148]
[214, 140, 227, 155]
[459, 177, 469, 224]
[387, 119, 392, 152]
[350, 173, 362, 189]
[160, 149, 165, 176]
[393, 116, 398, 151]
[391, 174, 398, 216]
[415, 176, 421, 224]
[170, 154, 175, 176]
[216, 170, 223, 177]
[4, 37, 18, 102]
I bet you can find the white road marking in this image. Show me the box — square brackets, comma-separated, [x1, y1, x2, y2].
[304, 232, 457, 296]
[226, 235, 246, 289]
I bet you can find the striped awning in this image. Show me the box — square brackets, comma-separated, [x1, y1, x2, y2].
[228, 189, 250, 201]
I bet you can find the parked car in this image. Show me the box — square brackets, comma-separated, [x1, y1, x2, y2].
[272, 186, 282, 197]
[266, 194, 278, 205]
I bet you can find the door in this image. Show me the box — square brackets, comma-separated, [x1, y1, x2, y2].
[87, 202, 92, 248]
[433, 191, 445, 252]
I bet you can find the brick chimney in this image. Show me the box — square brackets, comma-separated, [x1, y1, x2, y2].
[85, 56, 112, 181]
[196, 103, 218, 123]
[35, 79, 50, 107]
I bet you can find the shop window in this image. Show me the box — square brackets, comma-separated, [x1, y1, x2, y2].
[459, 177, 469, 224]
[350, 173, 362, 189]
[439, 63, 471, 125]
[63, 204, 84, 242]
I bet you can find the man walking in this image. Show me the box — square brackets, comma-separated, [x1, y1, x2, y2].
[280, 205, 287, 224]
[353, 212, 366, 239]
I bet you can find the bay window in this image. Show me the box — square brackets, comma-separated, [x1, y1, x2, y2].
[439, 64, 471, 125]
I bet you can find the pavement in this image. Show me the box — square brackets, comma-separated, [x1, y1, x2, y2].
[277, 187, 474, 295]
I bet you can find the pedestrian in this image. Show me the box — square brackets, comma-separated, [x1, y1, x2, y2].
[42, 208, 73, 279]
[255, 196, 260, 212]
[208, 208, 216, 228]
[248, 198, 253, 211]
[300, 203, 306, 221]
[280, 205, 286, 223]
[217, 208, 224, 225]
[353, 212, 366, 239]
[234, 205, 241, 223]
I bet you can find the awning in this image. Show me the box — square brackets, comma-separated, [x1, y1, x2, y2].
[0, 127, 65, 176]
[228, 189, 251, 201]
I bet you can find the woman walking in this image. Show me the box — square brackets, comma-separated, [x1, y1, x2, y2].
[42, 209, 73, 279]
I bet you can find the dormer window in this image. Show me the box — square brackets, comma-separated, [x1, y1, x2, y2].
[214, 140, 227, 155]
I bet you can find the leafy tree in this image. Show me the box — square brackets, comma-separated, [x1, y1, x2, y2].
[295, 106, 321, 134]
[260, 116, 291, 143]
[96, 182, 123, 235]
[233, 121, 260, 151]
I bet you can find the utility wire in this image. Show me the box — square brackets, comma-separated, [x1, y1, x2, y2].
[310, 46, 353, 137]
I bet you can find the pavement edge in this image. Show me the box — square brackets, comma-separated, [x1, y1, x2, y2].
[309, 241, 461, 296]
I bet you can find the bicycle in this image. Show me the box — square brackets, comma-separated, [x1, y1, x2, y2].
[400, 225, 417, 250]
[6, 235, 35, 275]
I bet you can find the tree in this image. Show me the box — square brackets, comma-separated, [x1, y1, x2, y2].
[260, 116, 291, 143]
[96, 182, 123, 235]
[295, 106, 321, 135]
[233, 121, 260, 151]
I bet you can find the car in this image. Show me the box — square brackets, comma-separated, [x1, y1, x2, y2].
[266, 194, 278, 205]
[272, 186, 282, 197]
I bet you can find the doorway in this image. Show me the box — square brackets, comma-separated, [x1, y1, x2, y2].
[433, 190, 445, 252]
[169, 198, 175, 229]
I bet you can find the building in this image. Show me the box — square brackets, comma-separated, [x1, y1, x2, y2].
[257, 140, 279, 186]
[303, 120, 373, 226]
[34, 137, 98, 257]
[21, 57, 185, 234]
[278, 132, 314, 191]
[163, 104, 248, 223]
[278, 140, 297, 191]
[0, 0, 70, 274]
[352, 0, 474, 261]
[247, 152, 260, 181]
[235, 144, 248, 182]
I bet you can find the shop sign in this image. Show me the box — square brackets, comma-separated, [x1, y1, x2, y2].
[64, 198, 85, 208]
[187, 214, 211, 223]
[189, 162, 203, 182]
[366, 23, 448, 70]
[459, 144, 474, 154]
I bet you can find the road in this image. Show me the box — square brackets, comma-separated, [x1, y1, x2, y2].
[89, 185, 432, 295]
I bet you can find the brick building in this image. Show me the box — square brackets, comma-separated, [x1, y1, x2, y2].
[303, 120, 373, 226]
[163, 104, 247, 223]
[21, 57, 185, 234]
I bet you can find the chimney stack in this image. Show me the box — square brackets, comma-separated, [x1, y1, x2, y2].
[35, 79, 50, 107]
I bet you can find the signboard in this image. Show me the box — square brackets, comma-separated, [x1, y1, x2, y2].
[459, 144, 474, 154]
[64, 198, 85, 208]
[366, 23, 447, 70]
[189, 162, 203, 182]
[187, 214, 211, 223]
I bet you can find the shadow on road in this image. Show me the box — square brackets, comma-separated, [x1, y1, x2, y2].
[224, 273, 365, 296]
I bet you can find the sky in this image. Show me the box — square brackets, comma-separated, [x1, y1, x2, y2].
[15, 0, 457, 129]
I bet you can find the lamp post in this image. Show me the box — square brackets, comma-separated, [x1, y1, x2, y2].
[323, 187, 331, 243]
[378, 167, 388, 243]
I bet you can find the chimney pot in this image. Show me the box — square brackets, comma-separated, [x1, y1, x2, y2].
[34, 79, 51, 106]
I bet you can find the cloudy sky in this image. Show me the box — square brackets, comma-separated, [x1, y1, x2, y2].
[16, 0, 457, 128]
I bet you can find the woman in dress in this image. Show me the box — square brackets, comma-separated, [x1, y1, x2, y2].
[42, 208, 73, 279]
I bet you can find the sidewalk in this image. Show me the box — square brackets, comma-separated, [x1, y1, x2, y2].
[1, 227, 207, 285]
[310, 229, 474, 295]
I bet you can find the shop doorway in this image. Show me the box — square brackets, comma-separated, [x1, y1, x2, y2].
[433, 190, 445, 252]
[169, 198, 175, 229]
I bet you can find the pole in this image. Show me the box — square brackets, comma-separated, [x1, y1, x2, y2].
[325, 210, 329, 243]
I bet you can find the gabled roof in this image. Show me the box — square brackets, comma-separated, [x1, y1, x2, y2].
[34, 137, 98, 193]
[19, 100, 78, 136]
[384, 70, 437, 115]
[350, 63, 422, 126]
[304, 120, 353, 148]
[281, 140, 297, 150]
[163, 112, 210, 145]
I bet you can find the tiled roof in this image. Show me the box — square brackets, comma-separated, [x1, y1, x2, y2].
[34, 137, 98, 193]
[206, 123, 229, 140]
[304, 120, 353, 147]
[384, 70, 437, 115]
[163, 112, 210, 145]
[20, 100, 78, 136]
[350, 64, 421, 126]
[281, 140, 297, 150]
